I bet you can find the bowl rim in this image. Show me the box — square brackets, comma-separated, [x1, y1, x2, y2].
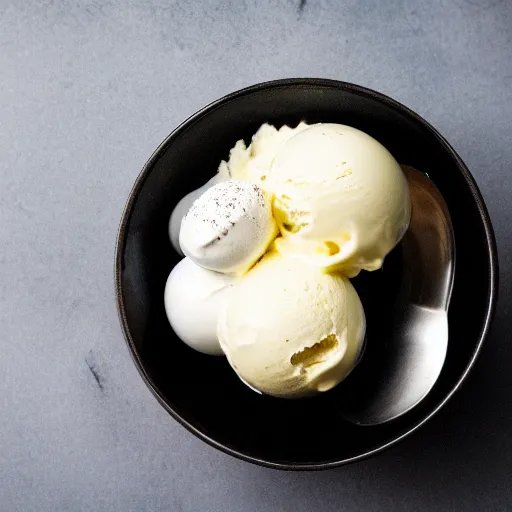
[114, 78, 499, 471]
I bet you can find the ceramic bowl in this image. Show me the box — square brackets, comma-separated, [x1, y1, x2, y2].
[115, 79, 497, 470]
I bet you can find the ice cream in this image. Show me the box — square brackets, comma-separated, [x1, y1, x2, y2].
[169, 162, 231, 254]
[165, 121, 410, 399]
[169, 175, 221, 256]
[168, 122, 310, 254]
[219, 121, 311, 183]
[263, 124, 411, 276]
[179, 181, 278, 276]
[164, 257, 237, 355]
[217, 252, 366, 397]
[170, 122, 409, 274]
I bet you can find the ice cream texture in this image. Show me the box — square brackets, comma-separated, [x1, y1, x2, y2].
[169, 174, 224, 256]
[164, 257, 237, 356]
[218, 121, 311, 183]
[179, 181, 277, 276]
[165, 121, 410, 398]
[217, 252, 366, 397]
[170, 121, 410, 276]
[227, 123, 411, 276]
[168, 123, 310, 253]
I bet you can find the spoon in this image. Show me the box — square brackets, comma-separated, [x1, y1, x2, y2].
[340, 167, 455, 425]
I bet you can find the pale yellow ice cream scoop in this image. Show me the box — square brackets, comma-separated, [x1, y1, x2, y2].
[217, 252, 366, 397]
[219, 122, 311, 183]
[266, 123, 411, 276]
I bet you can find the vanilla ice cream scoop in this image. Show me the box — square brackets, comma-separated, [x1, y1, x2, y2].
[219, 121, 312, 183]
[179, 181, 278, 275]
[267, 124, 411, 276]
[217, 252, 366, 397]
[164, 257, 237, 355]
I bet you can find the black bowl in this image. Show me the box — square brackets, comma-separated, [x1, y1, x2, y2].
[115, 79, 498, 470]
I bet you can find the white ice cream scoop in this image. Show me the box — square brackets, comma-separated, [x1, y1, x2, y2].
[169, 175, 223, 255]
[179, 180, 278, 276]
[164, 257, 237, 355]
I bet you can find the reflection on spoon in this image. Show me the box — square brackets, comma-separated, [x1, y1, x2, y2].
[340, 167, 455, 425]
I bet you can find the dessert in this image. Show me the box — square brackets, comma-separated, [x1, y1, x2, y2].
[164, 257, 236, 355]
[179, 181, 277, 276]
[169, 122, 310, 253]
[232, 123, 410, 276]
[267, 124, 410, 275]
[169, 162, 231, 255]
[165, 121, 411, 398]
[217, 252, 365, 397]
[218, 121, 311, 183]
[169, 175, 221, 256]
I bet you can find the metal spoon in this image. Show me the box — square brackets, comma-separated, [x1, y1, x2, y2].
[340, 167, 455, 425]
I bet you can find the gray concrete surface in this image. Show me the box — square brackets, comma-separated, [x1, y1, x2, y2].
[1, 0, 511, 510]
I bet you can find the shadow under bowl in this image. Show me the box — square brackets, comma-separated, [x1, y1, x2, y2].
[115, 79, 498, 470]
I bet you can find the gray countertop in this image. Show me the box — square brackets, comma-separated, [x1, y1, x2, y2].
[1, 1, 511, 510]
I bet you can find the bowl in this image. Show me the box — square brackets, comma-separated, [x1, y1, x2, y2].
[115, 79, 498, 470]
